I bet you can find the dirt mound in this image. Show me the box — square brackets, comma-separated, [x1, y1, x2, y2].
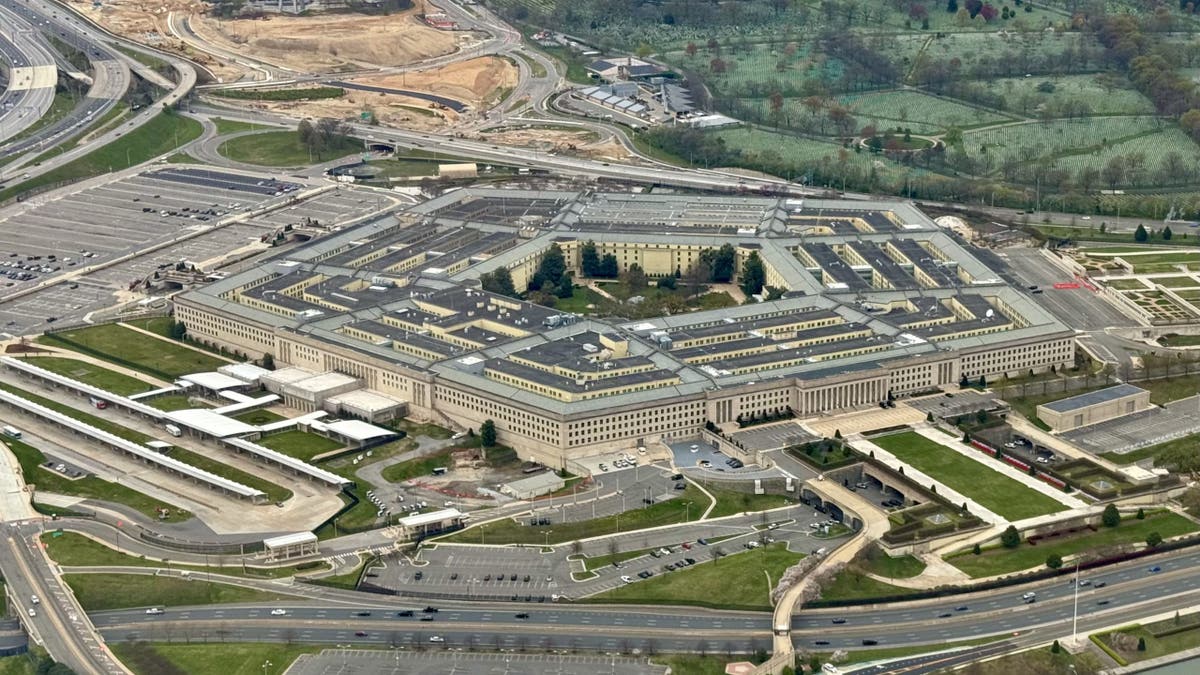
[192, 9, 468, 72]
[357, 56, 517, 106]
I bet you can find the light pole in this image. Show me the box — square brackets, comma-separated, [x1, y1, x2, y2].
[1071, 559, 1080, 644]
[261, 659, 272, 675]
[685, 501, 692, 523]
[544, 530, 553, 548]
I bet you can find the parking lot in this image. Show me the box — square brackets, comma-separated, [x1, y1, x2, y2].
[729, 421, 815, 452]
[1063, 394, 1200, 458]
[905, 389, 1004, 421]
[829, 466, 907, 513]
[288, 649, 667, 675]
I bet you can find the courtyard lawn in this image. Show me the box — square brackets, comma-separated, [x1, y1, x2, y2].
[858, 552, 926, 579]
[441, 485, 712, 545]
[23, 357, 154, 396]
[63, 573, 299, 611]
[142, 394, 198, 412]
[1160, 334, 1200, 347]
[256, 430, 343, 461]
[5, 438, 189, 522]
[41, 324, 228, 379]
[946, 512, 1196, 578]
[233, 409, 286, 426]
[871, 432, 1064, 521]
[111, 643, 321, 675]
[588, 543, 802, 611]
[1139, 374, 1200, 405]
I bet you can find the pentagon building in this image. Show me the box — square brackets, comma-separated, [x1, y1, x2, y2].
[175, 189, 1073, 468]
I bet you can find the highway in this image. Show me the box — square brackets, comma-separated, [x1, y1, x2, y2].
[0, 524, 129, 673]
[0, 4, 57, 144]
[0, 0, 196, 185]
[64, 543, 1200, 657]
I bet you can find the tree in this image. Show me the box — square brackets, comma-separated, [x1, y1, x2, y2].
[959, 374, 969, 387]
[972, 543, 982, 555]
[977, 374, 987, 388]
[1136, 507, 1146, 520]
[479, 267, 517, 297]
[597, 254, 619, 279]
[1138, 636, 1147, 651]
[1102, 503, 1121, 528]
[480, 419, 496, 448]
[1000, 525, 1021, 548]
[622, 263, 647, 291]
[709, 244, 737, 283]
[580, 241, 600, 277]
[1146, 531, 1163, 548]
[169, 320, 187, 340]
[1163, 225, 1174, 241]
[1046, 553, 1063, 569]
[1156, 442, 1200, 476]
[947, 0, 958, 11]
[684, 42, 698, 58]
[537, 243, 567, 288]
[739, 251, 766, 297]
[635, 43, 653, 58]
[260, 353, 275, 370]
[657, 275, 677, 290]
[1051, 639, 1061, 654]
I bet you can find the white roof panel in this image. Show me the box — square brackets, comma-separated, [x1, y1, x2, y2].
[180, 372, 247, 390]
[263, 532, 318, 548]
[165, 409, 260, 437]
[398, 508, 463, 528]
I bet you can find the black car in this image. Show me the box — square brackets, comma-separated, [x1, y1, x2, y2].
[414, 571, 423, 580]
[510, 574, 518, 581]
[450, 573, 459, 580]
[832, 618, 846, 624]
[862, 639, 878, 646]
[674, 483, 686, 490]
[397, 610, 414, 617]
[423, 606, 439, 613]
[671, 473, 683, 480]
[354, 611, 371, 617]
[515, 612, 530, 619]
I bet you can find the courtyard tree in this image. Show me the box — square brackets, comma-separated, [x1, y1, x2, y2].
[480, 419, 497, 448]
[739, 251, 766, 297]
[580, 240, 600, 277]
[1102, 503, 1121, 527]
[480, 267, 517, 298]
[1000, 525, 1021, 548]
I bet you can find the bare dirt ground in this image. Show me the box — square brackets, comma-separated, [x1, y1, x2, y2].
[354, 56, 517, 107]
[479, 128, 632, 162]
[239, 91, 456, 131]
[190, 9, 473, 73]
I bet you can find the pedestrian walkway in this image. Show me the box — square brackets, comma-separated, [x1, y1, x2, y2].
[863, 552, 972, 589]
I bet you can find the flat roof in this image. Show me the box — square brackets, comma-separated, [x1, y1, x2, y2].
[180, 372, 247, 391]
[399, 508, 464, 528]
[263, 532, 318, 548]
[311, 419, 396, 442]
[503, 471, 565, 492]
[1039, 384, 1148, 413]
[165, 408, 261, 437]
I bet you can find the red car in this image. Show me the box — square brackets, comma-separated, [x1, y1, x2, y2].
[681, 542, 692, 550]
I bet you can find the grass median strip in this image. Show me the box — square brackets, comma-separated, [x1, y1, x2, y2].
[40, 532, 321, 578]
[441, 485, 712, 545]
[4, 437, 189, 522]
[871, 431, 1064, 521]
[947, 511, 1197, 578]
[217, 131, 360, 167]
[588, 542, 802, 611]
[0, 112, 203, 203]
[112, 643, 322, 675]
[256, 429, 343, 462]
[63, 573, 299, 611]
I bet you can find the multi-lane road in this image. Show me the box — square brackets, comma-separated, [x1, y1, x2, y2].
[0, 3, 57, 144]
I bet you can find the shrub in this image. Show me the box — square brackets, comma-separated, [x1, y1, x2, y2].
[1000, 525, 1021, 548]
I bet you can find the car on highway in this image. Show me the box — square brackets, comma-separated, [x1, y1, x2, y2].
[429, 636, 445, 643]
[145, 608, 164, 615]
[1095, 582, 1108, 588]
[515, 612, 530, 619]
[423, 606, 439, 613]
[831, 618, 846, 624]
[354, 631, 368, 637]
[1149, 566, 1162, 573]
[397, 610, 414, 617]
[955, 606, 969, 612]
[270, 609, 287, 616]
[354, 611, 371, 617]
[30, 595, 38, 605]
[27, 608, 35, 618]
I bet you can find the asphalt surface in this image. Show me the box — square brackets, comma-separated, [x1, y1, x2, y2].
[1001, 247, 1138, 330]
[0, 5, 56, 144]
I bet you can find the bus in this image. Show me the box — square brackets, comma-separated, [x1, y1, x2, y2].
[2, 426, 21, 439]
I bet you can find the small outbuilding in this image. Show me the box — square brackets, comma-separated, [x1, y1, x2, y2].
[1037, 383, 1151, 433]
[263, 532, 319, 561]
[500, 471, 566, 500]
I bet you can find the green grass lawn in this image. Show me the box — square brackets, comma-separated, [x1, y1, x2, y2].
[589, 543, 802, 611]
[0, 382, 153, 444]
[442, 485, 712, 545]
[576, 547, 657, 572]
[218, 131, 361, 166]
[1097, 613, 1200, 664]
[0, 113, 203, 202]
[947, 512, 1197, 578]
[858, 552, 926, 579]
[125, 317, 174, 337]
[256, 429, 343, 461]
[4, 437, 188, 522]
[40, 532, 319, 578]
[112, 642, 322, 675]
[380, 449, 455, 483]
[232, 409, 286, 426]
[23, 356, 154, 396]
[818, 569, 913, 602]
[552, 286, 607, 314]
[306, 554, 367, 590]
[871, 432, 1064, 521]
[142, 394, 198, 412]
[705, 485, 792, 518]
[41, 324, 227, 379]
[63, 573, 299, 611]
[1139, 374, 1200, 405]
[1101, 433, 1198, 466]
[213, 118, 275, 135]
[389, 418, 454, 439]
[1160, 334, 1200, 347]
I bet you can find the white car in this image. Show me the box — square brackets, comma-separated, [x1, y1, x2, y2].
[145, 607, 164, 615]
[429, 635, 445, 643]
[270, 609, 287, 616]
[620, 575, 634, 583]
[27, 608, 35, 618]
[30, 595, 38, 605]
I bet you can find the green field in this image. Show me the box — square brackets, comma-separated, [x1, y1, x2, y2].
[442, 485, 711, 545]
[589, 543, 802, 611]
[837, 89, 1012, 130]
[947, 511, 1196, 578]
[112, 643, 322, 675]
[213, 118, 276, 135]
[256, 430, 343, 461]
[218, 131, 361, 167]
[961, 117, 1164, 172]
[4, 437, 188, 521]
[871, 431, 1064, 521]
[143, 394, 197, 412]
[1096, 613, 1200, 664]
[63, 573, 299, 611]
[24, 356, 155, 396]
[233, 409, 286, 425]
[819, 568, 913, 602]
[40, 532, 317, 578]
[41, 323, 228, 379]
[986, 74, 1155, 116]
[0, 113, 203, 202]
[1160, 334, 1200, 347]
[704, 485, 792, 518]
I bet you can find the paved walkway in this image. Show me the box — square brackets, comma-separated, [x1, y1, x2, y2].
[863, 553, 972, 589]
[913, 424, 1088, 510]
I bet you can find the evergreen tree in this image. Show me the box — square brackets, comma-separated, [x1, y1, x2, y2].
[1135, 224, 1149, 242]
[739, 251, 766, 296]
[580, 240, 600, 277]
[1163, 225, 1174, 241]
[480, 419, 497, 447]
[598, 253, 620, 278]
[1001, 525, 1021, 548]
[1102, 503, 1120, 527]
[709, 244, 737, 283]
[480, 267, 517, 297]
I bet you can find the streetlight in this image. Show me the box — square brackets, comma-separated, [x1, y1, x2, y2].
[261, 659, 273, 675]
[543, 530, 553, 548]
[685, 501, 693, 523]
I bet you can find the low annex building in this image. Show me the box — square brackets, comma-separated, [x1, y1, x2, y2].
[174, 189, 1075, 469]
[1037, 383, 1152, 433]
